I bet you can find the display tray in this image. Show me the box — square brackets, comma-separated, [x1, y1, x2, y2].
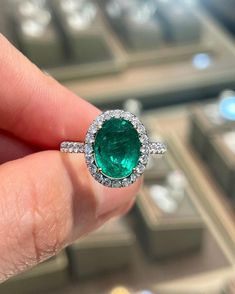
[0, 252, 69, 294]
[1, 2, 235, 108]
[62, 7, 235, 108]
[38, 4, 217, 80]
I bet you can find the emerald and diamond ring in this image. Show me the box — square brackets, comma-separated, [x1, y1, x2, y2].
[60, 110, 167, 188]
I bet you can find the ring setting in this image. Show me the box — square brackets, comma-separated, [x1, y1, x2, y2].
[60, 110, 167, 188]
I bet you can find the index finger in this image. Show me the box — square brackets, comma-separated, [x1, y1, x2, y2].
[0, 34, 100, 148]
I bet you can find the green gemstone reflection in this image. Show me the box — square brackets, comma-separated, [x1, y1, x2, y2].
[94, 118, 141, 179]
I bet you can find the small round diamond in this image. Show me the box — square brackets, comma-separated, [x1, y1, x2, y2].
[61, 142, 68, 148]
[141, 144, 149, 154]
[140, 134, 148, 144]
[131, 173, 137, 182]
[113, 110, 122, 118]
[85, 144, 93, 154]
[85, 153, 95, 163]
[122, 112, 132, 121]
[95, 173, 103, 183]
[89, 125, 97, 134]
[137, 124, 145, 133]
[140, 154, 148, 164]
[131, 118, 139, 128]
[86, 133, 95, 144]
[135, 164, 145, 175]
[103, 178, 112, 187]
[112, 180, 122, 188]
[104, 113, 111, 121]
[122, 178, 131, 187]
[89, 164, 97, 174]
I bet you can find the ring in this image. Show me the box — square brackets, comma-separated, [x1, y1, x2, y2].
[60, 110, 167, 188]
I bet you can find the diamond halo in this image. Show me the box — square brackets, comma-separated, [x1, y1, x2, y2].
[84, 110, 149, 188]
[60, 110, 167, 188]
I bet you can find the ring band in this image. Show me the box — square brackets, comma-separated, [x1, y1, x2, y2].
[60, 141, 166, 155]
[60, 110, 167, 188]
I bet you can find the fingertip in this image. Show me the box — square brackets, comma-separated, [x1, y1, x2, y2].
[91, 177, 142, 218]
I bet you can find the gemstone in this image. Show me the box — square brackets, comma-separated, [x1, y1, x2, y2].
[89, 164, 97, 174]
[122, 178, 131, 187]
[94, 118, 141, 179]
[94, 173, 103, 182]
[131, 173, 137, 182]
[85, 144, 93, 154]
[103, 178, 112, 187]
[136, 164, 145, 175]
[140, 154, 148, 164]
[112, 180, 122, 188]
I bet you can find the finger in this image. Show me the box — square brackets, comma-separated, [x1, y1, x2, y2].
[0, 130, 36, 164]
[0, 34, 100, 148]
[0, 151, 141, 282]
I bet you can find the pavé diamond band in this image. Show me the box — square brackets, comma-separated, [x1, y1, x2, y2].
[60, 110, 167, 188]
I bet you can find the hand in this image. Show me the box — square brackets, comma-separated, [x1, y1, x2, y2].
[0, 34, 141, 282]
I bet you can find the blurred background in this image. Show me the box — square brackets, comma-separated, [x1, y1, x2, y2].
[2, 0, 235, 293]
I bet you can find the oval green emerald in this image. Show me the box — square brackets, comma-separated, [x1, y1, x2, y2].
[94, 118, 141, 179]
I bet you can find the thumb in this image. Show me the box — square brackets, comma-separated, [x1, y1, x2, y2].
[0, 151, 141, 282]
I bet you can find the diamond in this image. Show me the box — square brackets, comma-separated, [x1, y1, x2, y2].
[137, 124, 145, 133]
[89, 125, 97, 134]
[103, 178, 112, 187]
[86, 133, 95, 144]
[86, 153, 95, 163]
[94, 173, 103, 183]
[131, 118, 139, 127]
[113, 110, 122, 118]
[89, 164, 97, 174]
[68, 142, 74, 153]
[140, 154, 148, 164]
[140, 134, 148, 144]
[122, 112, 132, 121]
[61, 142, 68, 149]
[104, 113, 111, 121]
[122, 178, 131, 187]
[85, 144, 93, 154]
[112, 180, 122, 188]
[136, 164, 145, 175]
[73, 143, 79, 153]
[131, 173, 137, 182]
[140, 144, 149, 154]
[149, 142, 167, 154]
[95, 117, 104, 128]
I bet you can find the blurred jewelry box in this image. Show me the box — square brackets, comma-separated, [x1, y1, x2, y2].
[0, 252, 69, 294]
[50, 0, 113, 63]
[135, 182, 204, 259]
[67, 218, 136, 278]
[207, 131, 235, 201]
[189, 101, 235, 161]
[9, 1, 65, 67]
[144, 155, 171, 183]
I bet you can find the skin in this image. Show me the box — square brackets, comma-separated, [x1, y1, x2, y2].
[0, 34, 141, 282]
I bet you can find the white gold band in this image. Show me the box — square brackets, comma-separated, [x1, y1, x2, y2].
[60, 141, 167, 155]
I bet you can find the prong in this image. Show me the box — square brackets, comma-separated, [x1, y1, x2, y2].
[98, 168, 102, 173]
